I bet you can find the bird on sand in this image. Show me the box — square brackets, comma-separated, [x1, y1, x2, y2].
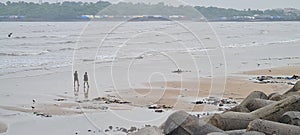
[8, 33, 13, 37]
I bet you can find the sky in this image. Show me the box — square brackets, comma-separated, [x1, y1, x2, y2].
[1, 0, 300, 10]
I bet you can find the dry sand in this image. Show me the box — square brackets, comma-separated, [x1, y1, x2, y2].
[115, 76, 292, 112]
[243, 66, 300, 76]
[0, 121, 7, 133]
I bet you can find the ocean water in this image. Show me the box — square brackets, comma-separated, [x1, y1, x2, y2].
[0, 21, 300, 79]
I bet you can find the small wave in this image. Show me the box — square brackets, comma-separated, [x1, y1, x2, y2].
[14, 36, 27, 39]
[32, 30, 45, 33]
[226, 36, 240, 39]
[0, 50, 49, 56]
[40, 35, 59, 38]
[46, 41, 76, 45]
[46, 46, 96, 53]
[68, 34, 80, 37]
[222, 38, 300, 48]
[59, 48, 75, 51]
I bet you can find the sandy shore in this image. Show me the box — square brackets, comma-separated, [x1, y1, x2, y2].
[116, 76, 292, 112]
[0, 122, 7, 134]
[1, 21, 300, 134]
[242, 66, 300, 76]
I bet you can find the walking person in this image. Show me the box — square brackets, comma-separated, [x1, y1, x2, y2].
[83, 72, 89, 88]
[83, 72, 89, 98]
[74, 71, 79, 87]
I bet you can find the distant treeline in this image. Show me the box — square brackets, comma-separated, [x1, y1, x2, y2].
[0, 1, 299, 21]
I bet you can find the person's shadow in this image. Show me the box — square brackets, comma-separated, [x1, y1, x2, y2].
[84, 85, 89, 99]
[74, 84, 79, 97]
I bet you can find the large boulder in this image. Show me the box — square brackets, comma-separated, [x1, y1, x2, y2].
[163, 111, 224, 135]
[279, 111, 300, 126]
[230, 91, 268, 113]
[208, 95, 300, 130]
[242, 131, 265, 135]
[247, 119, 300, 135]
[283, 81, 300, 96]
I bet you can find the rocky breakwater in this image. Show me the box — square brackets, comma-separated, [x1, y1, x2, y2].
[131, 81, 300, 135]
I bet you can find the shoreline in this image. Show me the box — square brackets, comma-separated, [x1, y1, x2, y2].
[0, 66, 298, 134]
[1, 20, 300, 22]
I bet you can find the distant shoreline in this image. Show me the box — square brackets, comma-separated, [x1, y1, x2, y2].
[1, 19, 300, 22]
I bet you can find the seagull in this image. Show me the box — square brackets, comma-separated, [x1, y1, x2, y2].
[8, 33, 13, 37]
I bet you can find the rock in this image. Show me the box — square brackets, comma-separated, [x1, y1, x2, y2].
[207, 132, 229, 135]
[208, 95, 300, 130]
[163, 111, 224, 134]
[268, 93, 285, 101]
[230, 91, 268, 113]
[247, 119, 300, 135]
[225, 129, 246, 135]
[251, 95, 300, 121]
[0, 122, 7, 133]
[128, 127, 137, 132]
[279, 111, 300, 126]
[245, 98, 275, 112]
[155, 110, 163, 113]
[129, 126, 163, 135]
[242, 131, 265, 135]
[33, 112, 52, 117]
[55, 98, 67, 101]
[208, 112, 256, 131]
[283, 81, 300, 96]
[120, 127, 128, 133]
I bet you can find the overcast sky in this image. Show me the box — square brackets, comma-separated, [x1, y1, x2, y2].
[1, 0, 300, 10]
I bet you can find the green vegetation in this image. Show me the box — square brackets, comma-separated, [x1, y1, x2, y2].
[0, 1, 111, 20]
[194, 7, 263, 19]
[0, 1, 299, 21]
[99, 2, 200, 18]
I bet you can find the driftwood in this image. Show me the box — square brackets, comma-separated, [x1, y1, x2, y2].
[247, 119, 300, 135]
[163, 111, 224, 135]
[208, 95, 300, 130]
[246, 98, 275, 112]
[279, 111, 300, 126]
[230, 91, 268, 112]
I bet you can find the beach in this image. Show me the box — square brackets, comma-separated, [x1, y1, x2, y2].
[0, 21, 300, 134]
